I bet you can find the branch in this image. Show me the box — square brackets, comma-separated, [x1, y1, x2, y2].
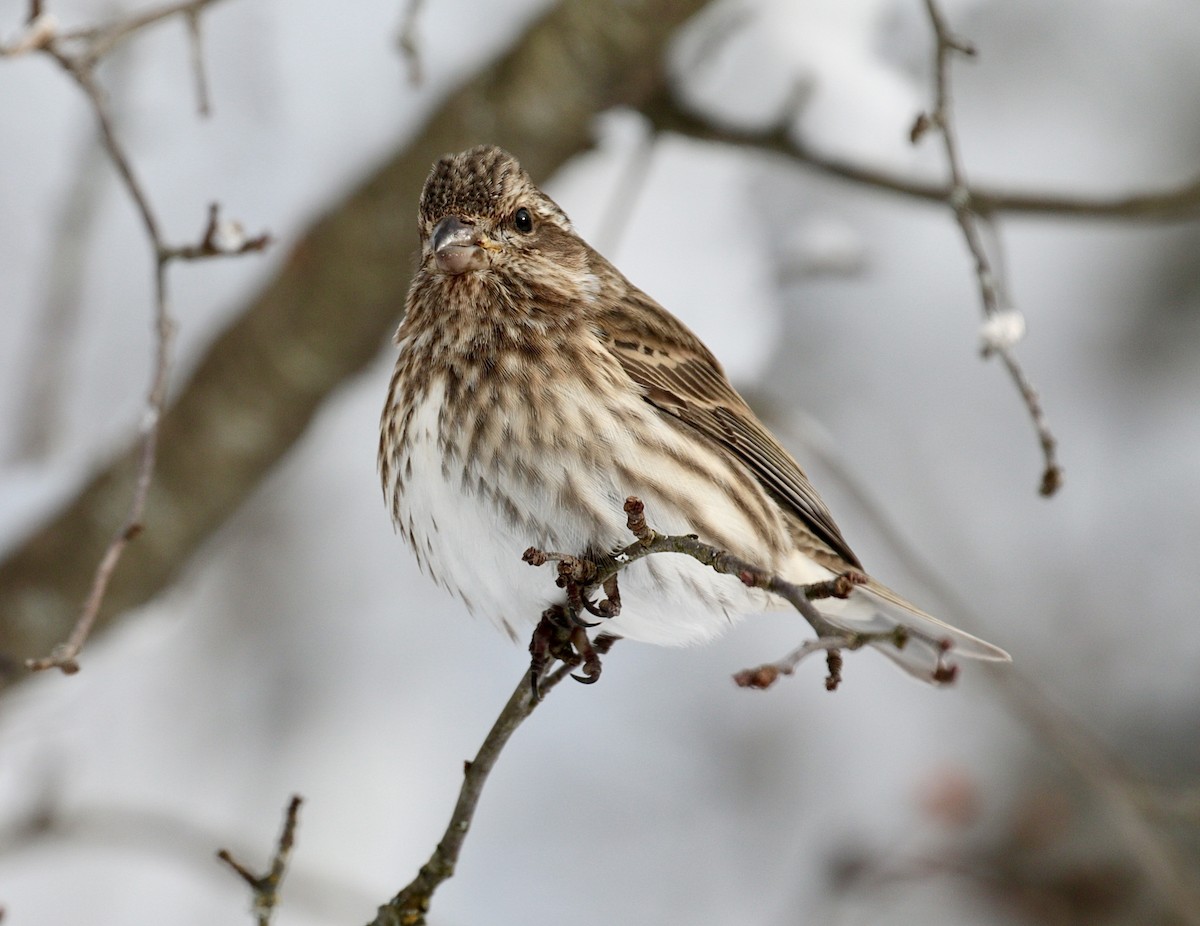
[373, 489, 935, 925]
[4, 1, 269, 677]
[525, 497, 952, 692]
[643, 84, 1065, 496]
[0, 0, 711, 690]
[638, 89, 1200, 223]
[58, 0, 227, 69]
[218, 795, 303, 926]
[911, 0, 1063, 497]
[368, 664, 575, 926]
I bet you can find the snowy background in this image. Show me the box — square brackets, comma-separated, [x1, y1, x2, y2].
[1, 0, 1199, 923]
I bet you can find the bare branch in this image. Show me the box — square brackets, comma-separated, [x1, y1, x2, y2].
[910, 0, 1062, 496]
[59, 0, 229, 68]
[644, 75, 1071, 495]
[639, 90, 1200, 223]
[0, 10, 55, 55]
[368, 664, 575, 926]
[733, 637, 855, 691]
[525, 497, 956, 690]
[375, 487, 948, 925]
[7, 1, 269, 675]
[163, 202, 272, 261]
[218, 795, 303, 926]
[913, 0, 997, 313]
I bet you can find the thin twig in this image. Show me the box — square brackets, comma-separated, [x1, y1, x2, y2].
[526, 497, 955, 689]
[368, 664, 575, 926]
[372, 496, 902, 926]
[395, 0, 424, 86]
[9, 1, 269, 675]
[62, 0, 228, 66]
[370, 489, 953, 924]
[911, 0, 1063, 496]
[218, 795, 303, 926]
[993, 345, 1061, 495]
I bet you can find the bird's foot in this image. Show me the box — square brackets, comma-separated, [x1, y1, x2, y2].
[527, 606, 621, 699]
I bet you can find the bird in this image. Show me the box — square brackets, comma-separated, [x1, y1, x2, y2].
[378, 144, 1009, 685]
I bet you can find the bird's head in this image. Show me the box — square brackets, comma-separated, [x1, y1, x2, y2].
[416, 146, 587, 282]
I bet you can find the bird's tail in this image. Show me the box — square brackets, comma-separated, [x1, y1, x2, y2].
[817, 580, 1010, 684]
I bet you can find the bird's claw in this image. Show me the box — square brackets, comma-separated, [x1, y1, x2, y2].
[581, 573, 622, 619]
[567, 609, 601, 628]
[527, 608, 616, 695]
[569, 626, 602, 684]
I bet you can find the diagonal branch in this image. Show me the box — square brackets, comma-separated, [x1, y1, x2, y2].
[372, 489, 943, 925]
[368, 664, 575, 926]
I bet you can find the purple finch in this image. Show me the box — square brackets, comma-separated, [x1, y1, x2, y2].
[379, 145, 1009, 683]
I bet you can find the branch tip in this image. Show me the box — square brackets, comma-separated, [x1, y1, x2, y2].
[1040, 464, 1065, 497]
[521, 546, 547, 566]
[733, 664, 781, 689]
[623, 495, 653, 543]
[24, 649, 80, 675]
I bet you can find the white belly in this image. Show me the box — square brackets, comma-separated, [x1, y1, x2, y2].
[385, 380, 808, 646]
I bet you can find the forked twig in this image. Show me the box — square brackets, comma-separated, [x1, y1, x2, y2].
[3, 1, 270, 675]
[218, 795, 303, 926]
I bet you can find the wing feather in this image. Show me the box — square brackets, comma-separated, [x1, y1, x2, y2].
[588, 258, 861, 568]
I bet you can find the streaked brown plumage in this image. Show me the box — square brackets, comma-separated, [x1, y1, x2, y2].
[379, 145, 1009, 682]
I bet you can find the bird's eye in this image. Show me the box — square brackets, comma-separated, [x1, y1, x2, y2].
[513, 207, 534, 234]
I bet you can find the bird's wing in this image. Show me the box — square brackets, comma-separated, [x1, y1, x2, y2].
[589, 263, 861, 569]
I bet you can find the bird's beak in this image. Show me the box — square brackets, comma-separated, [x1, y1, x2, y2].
[431, 215, 490, 274]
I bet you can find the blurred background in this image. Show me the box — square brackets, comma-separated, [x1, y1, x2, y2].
[1, 0, 1198, 923]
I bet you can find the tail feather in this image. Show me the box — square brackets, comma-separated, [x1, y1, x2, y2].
[818, 580, 1010, 685]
